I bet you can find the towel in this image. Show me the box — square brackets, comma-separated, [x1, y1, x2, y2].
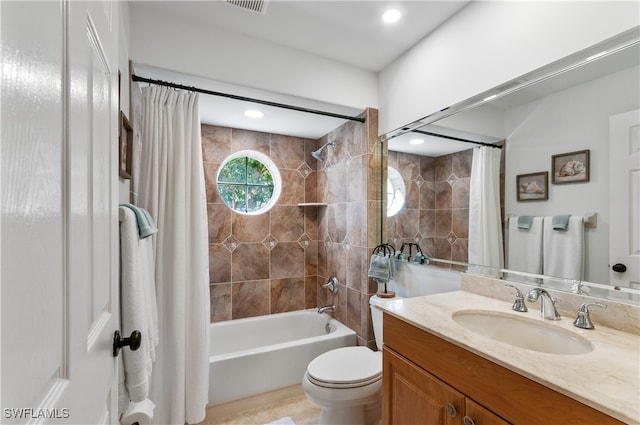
[118, 207, 159, 412]
[367, 253, 394, 283]
[517, 215, 534, 230]
[505, 216, 543, 283]
[120, 203, 158, 239]
[543, 215, 584, 287]
[552, 214, 571, 230]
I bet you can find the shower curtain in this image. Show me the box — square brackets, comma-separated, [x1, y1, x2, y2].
[468, 146, 504, 275]
[138, 86, 210, 425]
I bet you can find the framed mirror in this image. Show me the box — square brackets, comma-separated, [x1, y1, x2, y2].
[379, 28, 640, 304]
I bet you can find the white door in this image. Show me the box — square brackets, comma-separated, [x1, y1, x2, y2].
[1, 1, 120, 423]
[609, 109, 640, 294]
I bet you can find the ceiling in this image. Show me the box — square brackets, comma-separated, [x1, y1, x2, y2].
[130, 1, 469, 72]
[129, 0, 470, 140]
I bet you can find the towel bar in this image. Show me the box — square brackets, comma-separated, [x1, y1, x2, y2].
[505, 213, 597, 229]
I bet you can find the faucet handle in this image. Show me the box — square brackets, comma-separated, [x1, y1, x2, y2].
[322, 277, 339, 294]
[573, 302, 607, 329]
[505, 284, 527, 312]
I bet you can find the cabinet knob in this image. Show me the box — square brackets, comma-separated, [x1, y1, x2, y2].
[463, 416, 476, 425]
[445, 403, 457, 417]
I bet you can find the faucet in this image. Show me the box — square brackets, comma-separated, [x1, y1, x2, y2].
[317, 304, 336, 314]
[505, 284, 527, 312]
[322, 277, 339, 294]
[573, 302, 607, 329]
[526, 288, 560, 320]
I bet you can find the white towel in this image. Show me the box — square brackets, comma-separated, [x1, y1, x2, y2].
[119, 207, 159, 410]
[505, 216, 543, 283]
[543, 215, 584, 287]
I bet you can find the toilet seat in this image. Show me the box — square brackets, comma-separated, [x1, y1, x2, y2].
[306, 347, 382, 389]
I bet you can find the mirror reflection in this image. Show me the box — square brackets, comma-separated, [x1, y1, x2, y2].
[382, 33, 639, 304]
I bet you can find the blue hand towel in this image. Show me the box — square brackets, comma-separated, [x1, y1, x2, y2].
[367, 253, 390, 283]
[517, 215, 534, 230]
[120, 203, 158, 239]
[552, 214, 571, 230]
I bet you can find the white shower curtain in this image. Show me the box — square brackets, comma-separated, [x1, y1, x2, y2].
[468, 146, 504, 275]
[138, 86, 210, 425]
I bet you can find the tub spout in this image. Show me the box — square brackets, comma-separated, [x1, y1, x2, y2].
[317, 304, 336, 314]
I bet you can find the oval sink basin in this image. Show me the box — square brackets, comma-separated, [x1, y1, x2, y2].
[452, 310, 594, 355]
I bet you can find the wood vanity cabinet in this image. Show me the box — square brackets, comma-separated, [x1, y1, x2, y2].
[382, 313, 624, 425]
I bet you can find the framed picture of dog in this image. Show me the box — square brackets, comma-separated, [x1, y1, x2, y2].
[552, 149, 590, 184]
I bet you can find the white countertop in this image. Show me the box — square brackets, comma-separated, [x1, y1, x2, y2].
[378, 291, 640, 424]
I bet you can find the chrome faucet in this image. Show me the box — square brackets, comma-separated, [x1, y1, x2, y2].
[317, 304, 336, 314]
[322, 277, 339, 294]
[526, 288, 560, 320]
[573, 302, 607, 329]
[505, 284, 528, 312]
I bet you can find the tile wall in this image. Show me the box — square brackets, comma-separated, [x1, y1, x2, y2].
[202, 125, 320, 321]
[203, 108, 381, 346]
[315, 109, 382, 347]
[386, 149, 473, 268]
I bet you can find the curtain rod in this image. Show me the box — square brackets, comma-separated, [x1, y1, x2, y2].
[413, 129, 502, 148]
[131, 74, 366, 123]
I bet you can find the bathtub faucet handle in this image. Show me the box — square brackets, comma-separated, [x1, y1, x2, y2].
[322, 277, 339, 294]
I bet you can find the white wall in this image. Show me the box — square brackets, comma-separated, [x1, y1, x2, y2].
[504, 66, 640, 284]
[128, 6, 377, 111]
[378, 1, 640, 135]
[118, 1, 132, 203]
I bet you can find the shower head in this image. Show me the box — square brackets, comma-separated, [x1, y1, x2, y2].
[311, 141, 335, 161]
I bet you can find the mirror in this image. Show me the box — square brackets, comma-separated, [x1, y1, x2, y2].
[381, 29, 640, 304]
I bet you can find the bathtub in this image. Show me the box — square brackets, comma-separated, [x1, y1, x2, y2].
[208, 309, 356, 406]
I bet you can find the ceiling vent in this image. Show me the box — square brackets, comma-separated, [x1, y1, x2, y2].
[225, 0, 269, 15]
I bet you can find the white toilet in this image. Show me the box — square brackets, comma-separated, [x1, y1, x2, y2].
[302, 294, 402, 425]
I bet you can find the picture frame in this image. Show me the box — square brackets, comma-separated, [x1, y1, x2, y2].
[517, 171, 548, 201]
[552, 149, 590, 184]
[119, 111, 133, 180]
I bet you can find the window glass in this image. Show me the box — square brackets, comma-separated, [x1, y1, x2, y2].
[217, 150, 281, 215]
[387, 166, 405, 217]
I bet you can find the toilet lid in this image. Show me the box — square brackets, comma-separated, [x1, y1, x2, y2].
[306, 347, 382, 388]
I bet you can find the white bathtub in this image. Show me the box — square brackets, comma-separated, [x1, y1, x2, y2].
[208, 309, 357, 406]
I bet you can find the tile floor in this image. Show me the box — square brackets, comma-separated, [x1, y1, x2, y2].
[200, 385, 320, 425]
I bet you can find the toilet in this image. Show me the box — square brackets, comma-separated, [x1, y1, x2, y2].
[302, 293, 402, 425]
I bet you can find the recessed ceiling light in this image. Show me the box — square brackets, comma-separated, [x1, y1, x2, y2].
[409, 138, 424, 145]
[382, 9, 401, 24]
[483, 94, 497, 102]
[244, 110, 264, 118]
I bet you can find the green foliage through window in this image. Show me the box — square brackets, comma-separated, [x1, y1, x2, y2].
[218, 156, 275, 213]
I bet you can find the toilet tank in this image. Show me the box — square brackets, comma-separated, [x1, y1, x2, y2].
[369, 294, 403, 351]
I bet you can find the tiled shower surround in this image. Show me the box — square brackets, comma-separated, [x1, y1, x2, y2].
[385, 146, 505, 268]
[203, 108, 382, 346]
[386, 149, 473, 267]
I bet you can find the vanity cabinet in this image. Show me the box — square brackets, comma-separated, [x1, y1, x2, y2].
[384, 348, 508, 425]
[382, 313, 624, 425]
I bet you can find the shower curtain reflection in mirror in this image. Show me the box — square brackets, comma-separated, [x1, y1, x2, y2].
[468, 146, 504, 275]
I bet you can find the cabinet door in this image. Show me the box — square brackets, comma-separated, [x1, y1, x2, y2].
[465, 398, 511, 425]
[384, 348, 464, 425]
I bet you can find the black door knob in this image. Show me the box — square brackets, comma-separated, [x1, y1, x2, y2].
[612, 263, 627, 273]
[113, 330, 142, 357]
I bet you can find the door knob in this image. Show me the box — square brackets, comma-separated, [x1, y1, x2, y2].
[612, 263, 627, 273]
[113, 330, 141, 357]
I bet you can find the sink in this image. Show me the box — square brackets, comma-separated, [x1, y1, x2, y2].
[452, 310, 594, 355]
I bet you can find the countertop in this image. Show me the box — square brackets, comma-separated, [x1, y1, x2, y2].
[378, 291, 640, 424]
